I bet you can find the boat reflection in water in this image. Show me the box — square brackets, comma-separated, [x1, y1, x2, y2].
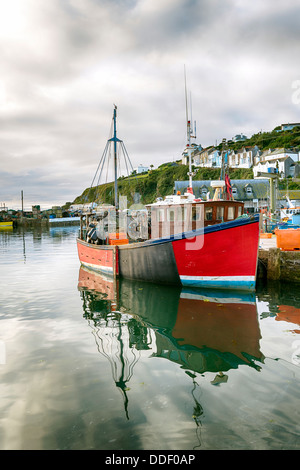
[78, 266, 264, 424]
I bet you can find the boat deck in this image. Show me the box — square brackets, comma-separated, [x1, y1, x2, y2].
[259, 235, 277, 250]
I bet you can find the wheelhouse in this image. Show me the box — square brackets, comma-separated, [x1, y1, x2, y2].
[147, 200, 244, 239]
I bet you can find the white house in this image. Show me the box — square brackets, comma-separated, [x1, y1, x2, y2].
[182, 143, 203, 165]
[228, 146, 261, 169]
[136, 164, 149, 174]
[253, 148, 299, 178]
[281, 123, 300, 131]
[194, 147, 221, 167]
[232, 133, 248, 142]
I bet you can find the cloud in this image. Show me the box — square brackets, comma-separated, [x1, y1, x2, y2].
[1, 0, 300, 209]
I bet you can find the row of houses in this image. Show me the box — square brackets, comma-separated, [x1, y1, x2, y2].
[174, 179, 300, 213]
[182, 144, 300, 178]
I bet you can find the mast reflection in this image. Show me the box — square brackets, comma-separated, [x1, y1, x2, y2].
[78, 268, 152, 420]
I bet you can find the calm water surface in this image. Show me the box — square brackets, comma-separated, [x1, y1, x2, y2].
[0, 225, 300, 450]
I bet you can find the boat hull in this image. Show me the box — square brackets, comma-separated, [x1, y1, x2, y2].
[77, 239, 116, 276]
[173, 216, 259, 290]
[77, 214, 260, 291]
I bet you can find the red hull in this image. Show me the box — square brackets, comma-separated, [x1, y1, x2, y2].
[172, 217, 259, 289]
[77, 214, 260, 291]
[77, 238, 116, 275]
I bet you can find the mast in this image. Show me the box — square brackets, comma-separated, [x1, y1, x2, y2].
[113, 106, 118, 209]
[221, 138, 232, 200]
[108, 105, 121, 209]
[86, 106, 134, 213]
[220, 138, 228, 181]
[184, 67, 195, 194]
[187, 119, 193, 191]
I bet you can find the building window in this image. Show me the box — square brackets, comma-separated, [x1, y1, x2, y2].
[201, 186, 208, 197]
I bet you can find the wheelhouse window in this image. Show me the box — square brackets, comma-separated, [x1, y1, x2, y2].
[216, 206, 224, 219]
[192, 206, 202, 221]
[227, 206, 235, 220]
[238, 206, 243, 217]
[177, 206, 184, 221]
[167, 208, 175, 222]
[158, 209, 164, 222]
[205, 207, 213, 221]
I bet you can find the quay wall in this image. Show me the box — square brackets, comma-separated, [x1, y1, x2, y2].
[15, 218, 48, 228]
[258, 248, 300, 283]
[15, 217, 80, 228]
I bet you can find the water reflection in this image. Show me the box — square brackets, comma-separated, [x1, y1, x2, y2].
[2, 227, 300, 449]
[78, 267, 264, 426]
[256, 280, 300, 333]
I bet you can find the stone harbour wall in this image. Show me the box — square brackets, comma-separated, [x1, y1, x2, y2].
[258, 248, 300, 283]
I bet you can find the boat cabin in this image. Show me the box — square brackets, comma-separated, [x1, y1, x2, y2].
[147, 199, 244, 239]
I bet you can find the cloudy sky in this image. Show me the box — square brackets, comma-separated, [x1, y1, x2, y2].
[1, 0, 300, 210]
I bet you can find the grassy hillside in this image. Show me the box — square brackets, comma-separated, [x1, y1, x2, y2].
[73, 162, 254, 206]
[223, 125, 300, 151]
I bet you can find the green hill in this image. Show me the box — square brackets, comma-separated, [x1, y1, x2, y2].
[73, 162, 254, 207]
[224, 125, 300, 151]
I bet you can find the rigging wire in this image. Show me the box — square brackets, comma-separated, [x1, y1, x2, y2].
[84, 108, 140, 209]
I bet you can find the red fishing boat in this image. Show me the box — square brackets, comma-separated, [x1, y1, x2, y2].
[77, 106, 260, 291]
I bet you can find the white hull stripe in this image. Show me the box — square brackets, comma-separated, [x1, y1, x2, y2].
[80, 261, 114, 274]
[180, 275, 255, 282]
[180, 292, 255, 304]
[180, 275, 256, 290]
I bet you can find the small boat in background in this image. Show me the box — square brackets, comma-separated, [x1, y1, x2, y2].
[0, 221, 13, 229]
[280, 196, 300, 224]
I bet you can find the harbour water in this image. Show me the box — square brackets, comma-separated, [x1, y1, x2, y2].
[0, 225, 300, 450]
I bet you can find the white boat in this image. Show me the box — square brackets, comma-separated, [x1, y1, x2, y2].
[280, 196, 300, 222]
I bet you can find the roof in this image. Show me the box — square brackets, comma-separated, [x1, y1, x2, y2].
[174, 179, 270, 201]
[277, 189, 300, 200]
[262, 148, 297, 157]
[270, 148, 298, 155]
[235, 146, 258, 152]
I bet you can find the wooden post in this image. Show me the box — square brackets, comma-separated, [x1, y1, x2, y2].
[113, 245, 118, 278]
[21, 190, 24, 215]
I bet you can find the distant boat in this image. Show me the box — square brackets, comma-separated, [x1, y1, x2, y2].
[280, 196, 300, 222]
[77, 106, 260, 291]
[0, 221, 13, 229]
